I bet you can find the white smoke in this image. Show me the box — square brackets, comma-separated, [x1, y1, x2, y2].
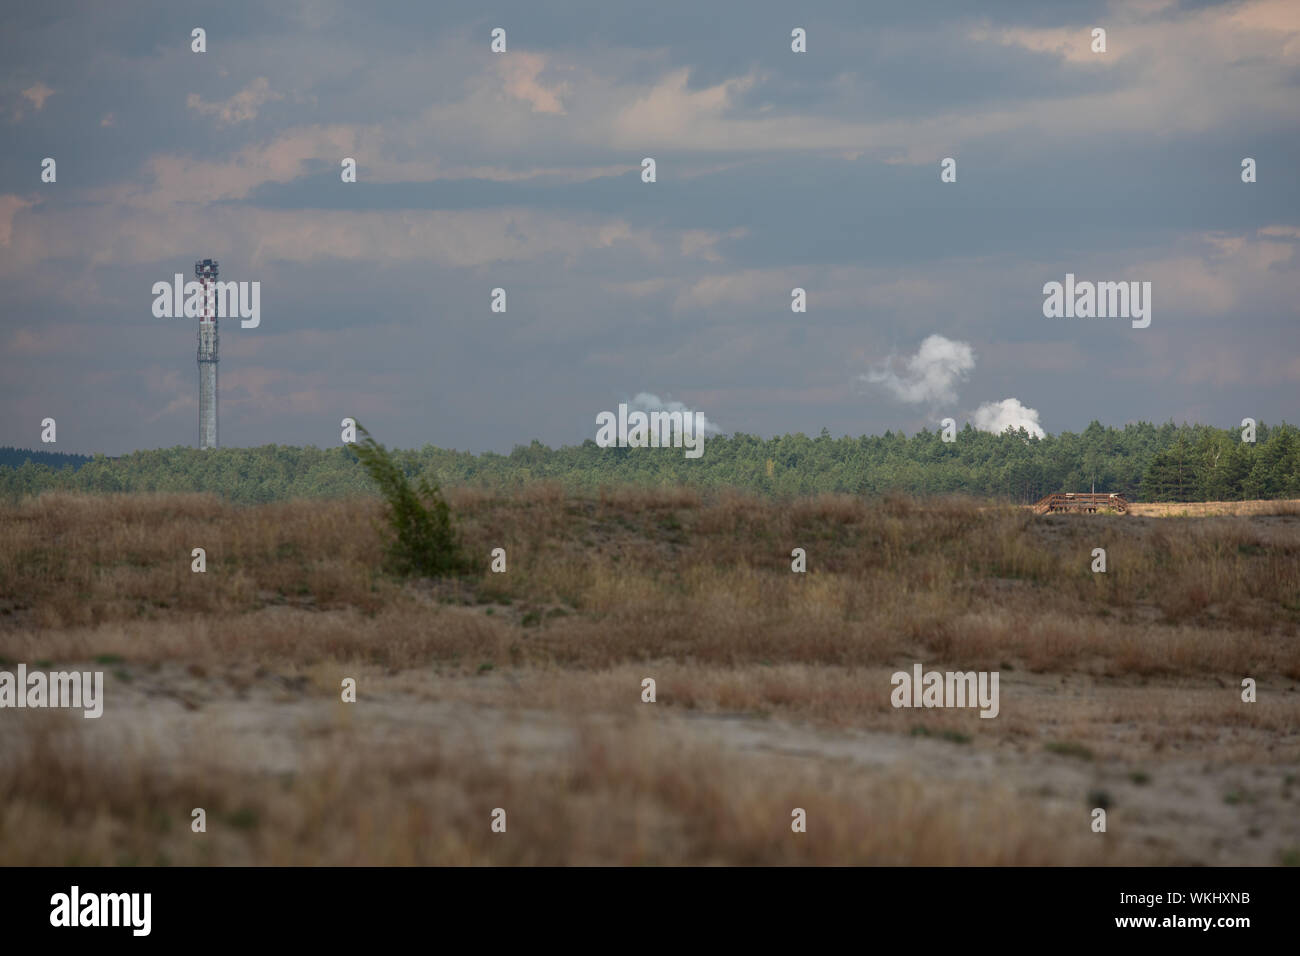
[862, 334, 975, 407]
[970, 398, 1046, 439]
[861, 334, 1046, 438]
[630, 392, 723, 436]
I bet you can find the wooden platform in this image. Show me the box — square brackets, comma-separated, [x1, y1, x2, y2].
[1032, 492, 1129, 515]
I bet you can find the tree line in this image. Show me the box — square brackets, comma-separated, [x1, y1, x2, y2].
[0, 421, 1296, 504]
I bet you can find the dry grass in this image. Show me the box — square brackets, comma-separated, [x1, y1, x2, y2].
[0, 707, 1130, 866]
[1, 489, 1297, 865]
[4, 490, 1295, 678]
[1128, 499, 1300, 517]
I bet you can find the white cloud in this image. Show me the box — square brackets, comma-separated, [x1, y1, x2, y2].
[187, 77, 282, 125]
[629, 391, 722, 436]
[970, 398, 1046, 439]
[679, 228, 747, 262]
[612, 68, 755, 144]
[500, 52, 570, 115]
[21, 82, 54, 111]
[862, 334, 975, 406]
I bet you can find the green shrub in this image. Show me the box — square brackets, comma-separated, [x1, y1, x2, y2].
[349, 423, 464, 577]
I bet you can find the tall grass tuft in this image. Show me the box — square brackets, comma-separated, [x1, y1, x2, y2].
[349, 422, 464, 577]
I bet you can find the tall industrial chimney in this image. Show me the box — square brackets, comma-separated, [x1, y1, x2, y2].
[195, 258, 219, 449]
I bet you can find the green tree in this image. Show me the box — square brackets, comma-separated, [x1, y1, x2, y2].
[1140, 438, 1197, 501]
[1243, 429, 1299, 499]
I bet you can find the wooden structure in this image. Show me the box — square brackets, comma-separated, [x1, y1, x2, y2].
[1031, 492, 1129, 515]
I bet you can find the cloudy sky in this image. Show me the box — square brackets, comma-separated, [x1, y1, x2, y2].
[1, 0, 1297, 455]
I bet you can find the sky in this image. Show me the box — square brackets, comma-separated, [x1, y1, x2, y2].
[1, 0, 1297, 456]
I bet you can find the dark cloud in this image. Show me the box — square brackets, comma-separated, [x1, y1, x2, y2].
[1, 0, 1296, 455]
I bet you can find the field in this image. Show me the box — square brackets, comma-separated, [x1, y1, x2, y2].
[1129, 499, 1300, 517]
[1, 489, 1298, 865]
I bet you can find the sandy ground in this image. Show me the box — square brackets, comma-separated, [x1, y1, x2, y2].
[9, 660, 1291, 865]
